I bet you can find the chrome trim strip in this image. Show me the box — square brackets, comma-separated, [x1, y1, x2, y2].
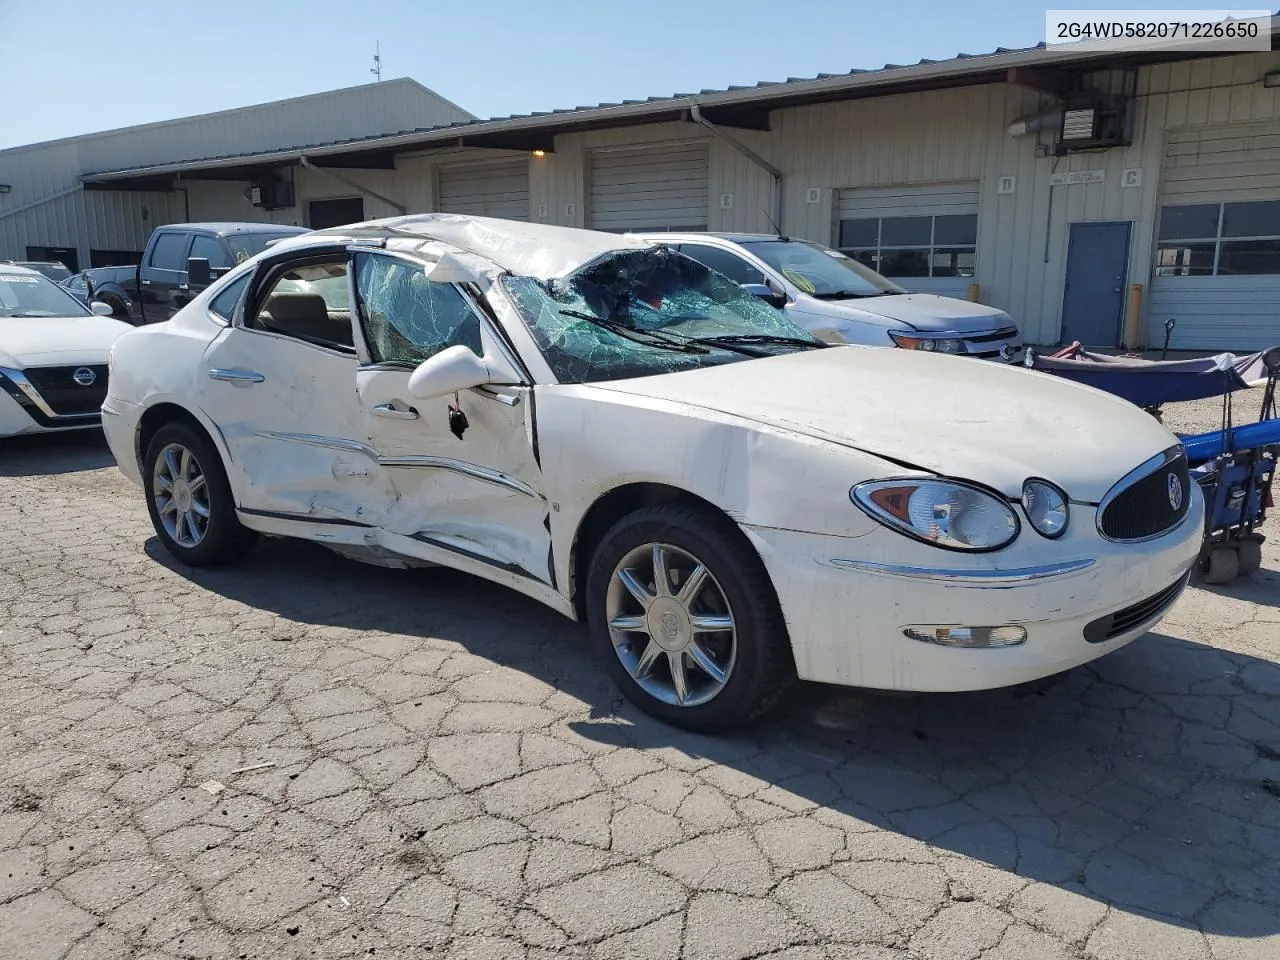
[474, 386, 521, 406]
[1095, 445, 1185, 543]
[258, 432, 540, 499]
[258, 431, 379, 460]
[0, 366, 59, 419]
[379, 456, 540, 498]
[829, 557, 1096, 585]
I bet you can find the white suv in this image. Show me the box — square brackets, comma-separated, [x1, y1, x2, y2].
[634, 232, 1021, 361]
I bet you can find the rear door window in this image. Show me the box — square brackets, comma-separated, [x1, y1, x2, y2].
[190, 234, 233, 269]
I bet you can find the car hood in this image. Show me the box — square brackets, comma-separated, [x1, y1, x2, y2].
[0, 315, 132, 367]
[591, 346, 1175, 503]
[818, 292, 1016, 335]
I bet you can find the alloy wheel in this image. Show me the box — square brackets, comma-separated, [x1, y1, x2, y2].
[153, 442, 211, 548]
[605, 542, 738, 707]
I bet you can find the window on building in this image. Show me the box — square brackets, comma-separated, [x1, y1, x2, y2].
[1156, 200, 1280, 276]
[837, 213, 977, 279]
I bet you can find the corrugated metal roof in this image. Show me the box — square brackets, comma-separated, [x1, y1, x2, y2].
[83, 22, 1280, 182]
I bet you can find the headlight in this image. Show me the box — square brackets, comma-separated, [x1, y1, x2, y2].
[1022, 479, 1069, 539]
[852, 479, 1020, 551]
[888, 332, 964, 354]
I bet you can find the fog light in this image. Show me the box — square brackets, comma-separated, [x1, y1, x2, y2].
[903, 625, 1027, 648]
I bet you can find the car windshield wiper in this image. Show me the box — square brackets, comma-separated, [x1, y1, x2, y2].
[684, 334, 828, 356]
[558, 309, 709, 354]
[811, 290, 895, 300]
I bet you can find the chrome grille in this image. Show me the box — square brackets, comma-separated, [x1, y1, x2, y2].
[1098, 447, 1191, 542]
[20, 365, 109, 416]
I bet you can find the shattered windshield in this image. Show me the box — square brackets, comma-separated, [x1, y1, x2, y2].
[502, 247, 823, 383]
[740, 239, 905, 298]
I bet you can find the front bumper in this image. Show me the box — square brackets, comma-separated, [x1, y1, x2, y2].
[743, 486, 1203, 692]
[0, 368, 102, 436]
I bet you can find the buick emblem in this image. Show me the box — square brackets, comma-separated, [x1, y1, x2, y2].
[72, 367, 97, 387]
[1167, 472, 1184, 511]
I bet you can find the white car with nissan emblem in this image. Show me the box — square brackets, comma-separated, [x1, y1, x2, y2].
[100, 215, 1202, 730]
[1, 264, 133, 438]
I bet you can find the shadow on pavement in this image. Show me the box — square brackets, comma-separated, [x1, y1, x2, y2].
[146, 534, 1280, 938]
[0, 430, 115, 476]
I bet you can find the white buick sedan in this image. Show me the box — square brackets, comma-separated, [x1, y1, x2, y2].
[102, 215, 1202, 730]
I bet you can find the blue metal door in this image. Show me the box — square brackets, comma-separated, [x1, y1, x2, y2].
[1061, 221, 1131, 347]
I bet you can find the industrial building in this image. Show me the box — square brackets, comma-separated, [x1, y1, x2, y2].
[3, 27, 1279, 351]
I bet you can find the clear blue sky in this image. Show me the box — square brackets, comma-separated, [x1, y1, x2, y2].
[0, 0, 1217, 149]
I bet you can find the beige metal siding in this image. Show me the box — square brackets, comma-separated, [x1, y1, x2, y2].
[1148, 118, 1280, 349]
[587, 143, 709, 232]
[437, 160, 530, 220]
[1161, 121, 1280, 203]
[0, 79, 471, 269]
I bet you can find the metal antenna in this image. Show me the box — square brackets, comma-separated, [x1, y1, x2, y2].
[370, 42, 382, 82]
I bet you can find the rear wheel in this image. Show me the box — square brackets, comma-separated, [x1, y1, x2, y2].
[585, 502, 795, 731]
[143, 422, 256, 566]
[1236, 539, 1263, 576]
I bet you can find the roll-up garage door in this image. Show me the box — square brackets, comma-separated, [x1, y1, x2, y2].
[1148, 120, 1280, 351]
[835, 181, 979, 299]
[437, 160, 530, 221]
[587, 143, 709, 233]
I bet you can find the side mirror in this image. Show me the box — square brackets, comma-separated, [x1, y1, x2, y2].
[407, 345, 518, 400]
[186, 257, 211, 288]
[742, 282, 788, 309]
[89, 301, 114, 317]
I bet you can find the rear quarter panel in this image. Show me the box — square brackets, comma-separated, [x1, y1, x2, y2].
[107, 309, 234, 478]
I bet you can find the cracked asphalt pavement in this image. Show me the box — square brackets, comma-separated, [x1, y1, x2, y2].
[1, 414, 1278, 960]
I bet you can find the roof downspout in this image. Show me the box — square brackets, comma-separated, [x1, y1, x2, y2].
[299, 155, 407, 215]
[688, 104, 783, 233]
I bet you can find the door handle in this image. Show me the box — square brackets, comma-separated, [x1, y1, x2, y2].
[208, 368, 265, 383]
[178, 284, 189, 291]
[373, 403, 419, 420]
[141, 279, 152, 286]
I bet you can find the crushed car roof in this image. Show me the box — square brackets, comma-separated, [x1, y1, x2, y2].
[308, 214, 655, 281]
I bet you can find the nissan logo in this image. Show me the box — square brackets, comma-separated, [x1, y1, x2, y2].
[72, 367, 97, 387]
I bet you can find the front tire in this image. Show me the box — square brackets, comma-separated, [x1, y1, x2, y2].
[143, 422, 256, 566]
[585, 502, 796, 731]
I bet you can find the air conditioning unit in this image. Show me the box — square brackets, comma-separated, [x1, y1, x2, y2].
[1055, 95, 1133, 155]
[250, 179, 295, 210]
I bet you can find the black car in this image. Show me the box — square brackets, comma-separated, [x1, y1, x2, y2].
[62, 266, 138, 321]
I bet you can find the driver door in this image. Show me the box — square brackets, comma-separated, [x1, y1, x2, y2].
[351, 251, 552, 584]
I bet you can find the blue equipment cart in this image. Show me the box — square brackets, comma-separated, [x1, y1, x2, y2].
[1026, 343, 1279, 584]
